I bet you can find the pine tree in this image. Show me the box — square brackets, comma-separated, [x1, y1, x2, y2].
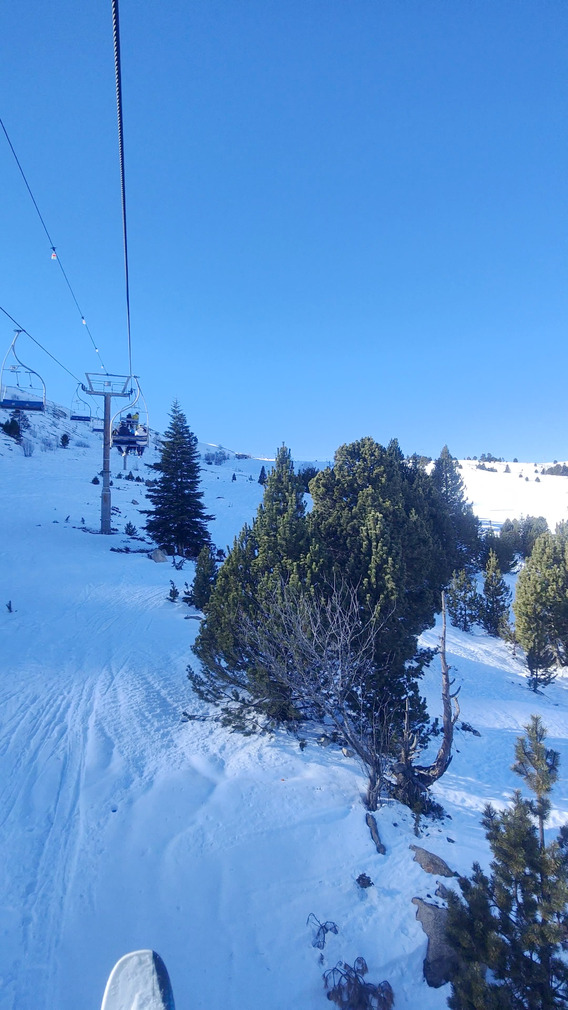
[12, 409, 29, 435]
[480, 550, 512, 636]
[2, 415, 21, 441]
[192, 437, 458, 739]
[446, 569, 481, 632]
[144, 401, 212, 559]
[520, 516, 549, 558]
[189, 544, 217, 610]
[447, 721, 568, 1010]
[303, 437, 457, 737]
[432, 445, 480, 568]
[495, 518, 523, 572]
[512, 715, 559, 850]
[254, 445, 307, 581]
[499, 614, 518, 655]
[513, 533, 559, 690]
[258, 465, 267, 486]
[546, 525, 568, 666]
[297, 465, 319, 492]
[192, 436, 466, 780]
[191, 444, 309, 722]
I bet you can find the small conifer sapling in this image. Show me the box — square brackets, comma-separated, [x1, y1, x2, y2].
[447, 719, 568, 1009]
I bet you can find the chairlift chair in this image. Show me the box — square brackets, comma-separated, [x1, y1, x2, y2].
[0, 331, 46, 412]
[91, 403, 105, 433]
[70, 383, 92, 422]
[110, 378, 149, 456]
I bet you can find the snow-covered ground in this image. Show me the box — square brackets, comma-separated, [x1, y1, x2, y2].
[2, 408, 568, 1010]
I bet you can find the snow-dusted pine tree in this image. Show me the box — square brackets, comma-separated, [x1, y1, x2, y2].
[447, 720, 568, 1010]
[144, 401, 212, 559]
[446, 569, 480, 632]
[480, 550, 511, 636]
[189, 544, 217, 610]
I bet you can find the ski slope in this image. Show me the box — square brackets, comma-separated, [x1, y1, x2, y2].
[1, 410, 568, 1010]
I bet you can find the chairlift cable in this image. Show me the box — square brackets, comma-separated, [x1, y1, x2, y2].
[0, 304, 81, 383]
[0, 115, 108, 372]
[111, 0, 133, 379]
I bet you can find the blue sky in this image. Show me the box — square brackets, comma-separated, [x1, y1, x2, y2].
[2, 1, 567, 462]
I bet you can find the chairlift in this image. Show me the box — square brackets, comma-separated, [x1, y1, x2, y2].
[91, 401, 105, 432]
[82, 373, 132, 432]
[92, 411, 105, 433]
[110, 377, 149, 456]
[70, 383, 92, 422]
[0, 331, 46, 412]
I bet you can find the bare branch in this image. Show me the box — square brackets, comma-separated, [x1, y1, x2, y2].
[237, 578, 396, 810]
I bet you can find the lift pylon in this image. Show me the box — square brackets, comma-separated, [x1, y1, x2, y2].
[82, 373, 134, 533]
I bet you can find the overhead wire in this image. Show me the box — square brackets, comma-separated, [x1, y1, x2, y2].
[0, 115, 108, 373]
[0, 304, 81, 383]
[111, 0, 133, 379]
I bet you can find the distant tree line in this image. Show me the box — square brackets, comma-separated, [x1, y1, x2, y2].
[446, 506, 568, 692]
[543, 463, 568, 477]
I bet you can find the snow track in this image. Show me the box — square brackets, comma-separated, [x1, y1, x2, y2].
[1, 668, 96, 1007]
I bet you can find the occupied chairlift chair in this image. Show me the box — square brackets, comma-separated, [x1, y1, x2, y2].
[110, 378, 149, 458]
[0, 331, 46, 412]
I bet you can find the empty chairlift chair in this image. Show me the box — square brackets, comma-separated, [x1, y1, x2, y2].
[70, 383, 92, 422]
[0, 331, 46, 412]
[91, 405, 105, 433]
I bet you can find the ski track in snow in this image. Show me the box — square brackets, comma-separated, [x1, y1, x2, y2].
[2, 417, 568, 1008]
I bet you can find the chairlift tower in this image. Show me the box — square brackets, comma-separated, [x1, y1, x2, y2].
[83, 373, 134, 534]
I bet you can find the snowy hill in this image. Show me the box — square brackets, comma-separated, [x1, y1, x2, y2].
[2, 405, 568, 1010]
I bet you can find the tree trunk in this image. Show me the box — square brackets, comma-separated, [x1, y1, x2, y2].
[393, 592, 460, 804]
[414, 592, 460, 788]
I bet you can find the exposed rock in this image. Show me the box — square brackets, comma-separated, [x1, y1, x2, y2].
[366, 813, 386, 854]
[412, 897, 458, 988]
[410, 844, 455, 877]
[149, 549, 168, 563]
[435, 882, 454, 902]
[356, 873, 374, 889]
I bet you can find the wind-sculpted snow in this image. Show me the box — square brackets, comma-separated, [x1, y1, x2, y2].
[1, 409, 568, 1009]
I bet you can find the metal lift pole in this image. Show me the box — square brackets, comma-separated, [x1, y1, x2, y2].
[83, 373, 134, 534]
[101, 391, 112, 534]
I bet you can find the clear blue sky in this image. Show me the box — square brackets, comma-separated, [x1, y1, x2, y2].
[2, 1, 566, 462]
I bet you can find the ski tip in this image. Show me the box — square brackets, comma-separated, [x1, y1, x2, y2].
[101, 949, 175, 1010]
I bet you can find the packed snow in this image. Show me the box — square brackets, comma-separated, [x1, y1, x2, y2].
[1, 408, 568, 1010]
